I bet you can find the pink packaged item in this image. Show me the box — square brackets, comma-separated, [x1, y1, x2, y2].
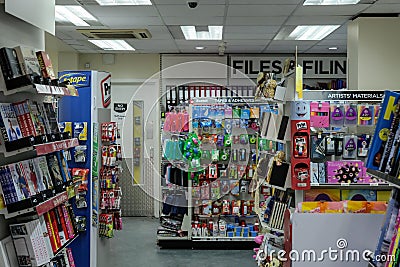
[163, 112, 172, 132]
[326, 161, 368, 184]
[310, 102, 330, 128]
[182, 112, 189, 132]
[169, 112, 179, 132]
[176, 112, 184, 132]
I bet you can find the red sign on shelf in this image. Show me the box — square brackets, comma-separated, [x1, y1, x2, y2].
[36, 192, 68, 216]
[35, 138, 79, 156]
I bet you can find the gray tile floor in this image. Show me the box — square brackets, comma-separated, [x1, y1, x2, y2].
[98, 217, 255, 267]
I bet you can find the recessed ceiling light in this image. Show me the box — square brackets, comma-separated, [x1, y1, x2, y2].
[328, 47, 338, 50]
[288, 25, 340, 40]
[303, 0, 360, 5]
[55, 6, 97, 26]
[95, 0, 152, 5]
[181, 26, 223, 40]
[88, 40, 136, 51]
[195, 46, 206, 50]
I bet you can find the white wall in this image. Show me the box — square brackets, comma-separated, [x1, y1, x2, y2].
[78, 53, 160, 80]
[45, 33, 78, 74]
[0, 4, 44, 50]
[348, 17, 400, 90]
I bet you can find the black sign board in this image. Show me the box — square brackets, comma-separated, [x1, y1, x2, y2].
[114, 103, 127, 113]
[303, 90, 387, 101]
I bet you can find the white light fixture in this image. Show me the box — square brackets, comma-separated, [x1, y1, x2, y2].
[88, 40, 136, 51]
[181, 26, 223, 40]
[303, 0, 360, 5]
[328, 46, 338, 50]
[95, 0, 152, 5]
[195, 46, 206, 50]
[55, 6, 97, 26]
[288, 25, 340, 40]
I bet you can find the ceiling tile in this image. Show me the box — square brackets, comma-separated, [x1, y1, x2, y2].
[333, 25, 347, 34]
[376, 0, 400, 3]
[364, 3, 400, 13]
[127, 39, 178, 50]
[293, 4, 371, 16]
[286, 15, 351, 25]
[224, 39, 270, 46]
[228, 5, 297, 17]
[229, 0, 302, 4]
[224, 26, 280, 34]
[265, 47, 308, 53]
[224, 33, 275, 40]
[56, 0, 79, 4]
[225, 46, 266, 53]
[56, 31, 74, 40]
[324, 33, 348, 40]
[175, 40, 221, 46]
[157, 4, 225, 17]
[306, 46, 346, 53]
[268, 40, 317, 46]
[86, 6, 159, 17]
[163, 16, 224, 25]
[317, 39, 347, 46]
[153, 0, 225, 3]
[97, 16, 163, 27]
[225, 16, 287, 26]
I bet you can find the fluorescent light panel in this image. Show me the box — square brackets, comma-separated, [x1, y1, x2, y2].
[55, 6, 97, 26]
[95, 0, 152, 5]
[88, 40, 136, 51]
[303, 0, 360, 5]
[289, 25, 340, 40]
[181, 26, 223, 40]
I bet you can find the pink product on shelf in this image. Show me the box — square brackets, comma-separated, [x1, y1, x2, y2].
[326, 161, 369, 184]
[163, 112, 172, 132]
[66, 248, 76, 267]
[176, 112, 184, 132]
[310, 102, 330, 128]
[182, 112, 189, 132]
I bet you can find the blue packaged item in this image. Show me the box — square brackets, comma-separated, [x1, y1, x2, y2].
[241, 108, 250, 119]
[251, 231, 258, 237]
[227, 232, 234, 237]
[243, 232, 249, 237]
[248, 224, 254, 232]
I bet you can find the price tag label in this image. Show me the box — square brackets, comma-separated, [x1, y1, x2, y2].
[370, 183, 379, 187]
[35, 84, 51, 94]
[311, 183, 320, 186]
[340, 183, 350, 187]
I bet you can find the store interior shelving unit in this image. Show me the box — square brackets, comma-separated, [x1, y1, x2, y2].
[0, 71, 81, 267]
[285, 90, 394, 267]
[157, 71, 294, 249]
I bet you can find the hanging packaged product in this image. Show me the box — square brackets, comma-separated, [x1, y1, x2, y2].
[357, 134, 371, 157]
[74, 145, 87, 163]
[344, 104, 357, 126]
[230, 180, 240, 196]
[330, 104, 344, 126]
[73, 122, 88, 141]
[343, 135, 357, 159]
[310, 102, 330, 128]
[58, 122, 73, 138]
[211, 180, 221, 200]
[357, 104, 374, 126]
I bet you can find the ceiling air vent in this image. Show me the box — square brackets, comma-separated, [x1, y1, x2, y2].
[77, 29, 152, 39]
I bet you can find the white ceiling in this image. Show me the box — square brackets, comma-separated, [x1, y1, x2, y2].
[54, 0, 400, 54]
